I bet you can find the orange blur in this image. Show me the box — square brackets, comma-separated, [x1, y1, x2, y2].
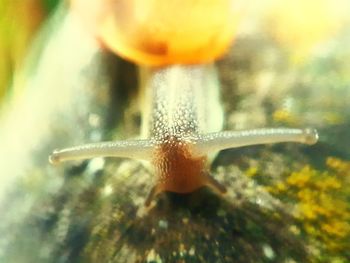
[266, 0, 347, 63]
[70, 0, 241, 66]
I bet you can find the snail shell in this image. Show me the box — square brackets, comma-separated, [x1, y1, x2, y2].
[70, 0, 242, 65]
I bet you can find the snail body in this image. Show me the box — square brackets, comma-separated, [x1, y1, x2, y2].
[50, 65, 318, 205]
[143, 65, 226, 202]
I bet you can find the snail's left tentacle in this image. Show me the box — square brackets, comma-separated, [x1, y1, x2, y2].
[49, 139, 154, 164]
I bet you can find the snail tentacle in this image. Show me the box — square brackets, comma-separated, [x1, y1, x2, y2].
[49, 139, 154, 165]
[193, 128, 318, 155]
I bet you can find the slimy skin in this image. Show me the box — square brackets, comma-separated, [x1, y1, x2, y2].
[144, 65, 226, 204]
[49, 65, 318, 205]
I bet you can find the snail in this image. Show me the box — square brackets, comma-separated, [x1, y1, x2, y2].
[50, 1, 319, 205]
[49, 66, 318, 205]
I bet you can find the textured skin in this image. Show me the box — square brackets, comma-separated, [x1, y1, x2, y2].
[146, 65, 223, 193]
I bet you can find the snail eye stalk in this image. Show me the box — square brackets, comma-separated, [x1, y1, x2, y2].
[193, 128, 318, 156]
[49, 139, 154, 165]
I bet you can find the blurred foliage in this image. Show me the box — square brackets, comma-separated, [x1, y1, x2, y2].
[42, 0, 60, 11]
[264, 157, 350, 262]
[0, 0, 60, 103]
[266, 0, 348, 64]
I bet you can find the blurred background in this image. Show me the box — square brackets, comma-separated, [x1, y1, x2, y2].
[0, 0, 350, 262]
[0, 0, 59, 102]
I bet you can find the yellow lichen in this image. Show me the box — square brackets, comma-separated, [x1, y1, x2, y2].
[272, 109, 299, 125]
[315, 177, 341, 190]
[275, 182, 287, 192]
[286, 166, 313, 187]
[322, 221, 350, 238]
[326, 157, 350, 175]
[266, 157, 350, 259]
[245, 166, 258, 177]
